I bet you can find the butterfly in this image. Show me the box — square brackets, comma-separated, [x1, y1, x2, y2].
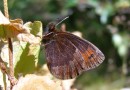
[42, 16, 105, 80]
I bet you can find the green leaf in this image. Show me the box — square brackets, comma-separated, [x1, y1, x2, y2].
[14, 21, 42, 78]
[65, 0, 78, 8]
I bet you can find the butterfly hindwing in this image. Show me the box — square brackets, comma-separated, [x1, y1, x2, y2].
[60, 32, 105, 69]
[45, 32, 105, 79]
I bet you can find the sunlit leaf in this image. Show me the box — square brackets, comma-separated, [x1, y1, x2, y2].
[115, 0, 130, 8]
[0, 11, 41, 45]
[0, 11, 26, 38]
[0, 11, 10, 24]
[118, 44, 127, 57]
[12, 74, 62, 90]
[17, 21, 42, 45]
[112, 34, 122, 48]
[112, 33, 130, 57]
[95, 4, 114, 24]
[14, 21, 42, 78]
[0, 19, 42, 78]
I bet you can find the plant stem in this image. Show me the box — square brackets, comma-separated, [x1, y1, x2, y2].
[3, 0, 15, 89]
[4, 0, 14, 77]
[0, 57, 17, 89]
[3, 0, 9, 18]
[8, 38, 14, 77]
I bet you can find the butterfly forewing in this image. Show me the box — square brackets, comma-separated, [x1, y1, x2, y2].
[61, 32, 105, 66]
[58, 32, 105, 70]
[44, 32, 105, 79]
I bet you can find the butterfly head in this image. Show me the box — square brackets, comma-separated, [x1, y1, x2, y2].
[42, 22, 56, 44]
[44, 22, 56, 35]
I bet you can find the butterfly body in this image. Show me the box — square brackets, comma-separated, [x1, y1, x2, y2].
[42, 22, 105, 80]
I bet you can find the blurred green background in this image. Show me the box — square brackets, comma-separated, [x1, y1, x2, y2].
[1, 0, 130, 90]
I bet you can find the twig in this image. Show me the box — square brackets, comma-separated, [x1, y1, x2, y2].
[3, 0, 9, 18]
[3, 0, 16, 89]
[8, 38, 14, 77]
[0, 57, 17, 87]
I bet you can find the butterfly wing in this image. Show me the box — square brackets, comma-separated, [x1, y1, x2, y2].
[44, 32, 105, 79]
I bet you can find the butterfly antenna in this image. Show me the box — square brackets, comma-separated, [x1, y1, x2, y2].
[56, 16, 69, 26]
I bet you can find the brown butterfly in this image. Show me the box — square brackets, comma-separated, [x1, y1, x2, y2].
[42, 17, 105, 80]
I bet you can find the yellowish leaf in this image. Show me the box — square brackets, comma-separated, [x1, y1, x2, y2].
[13, 74, 62, 90]
[0, 11, 42, 45]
